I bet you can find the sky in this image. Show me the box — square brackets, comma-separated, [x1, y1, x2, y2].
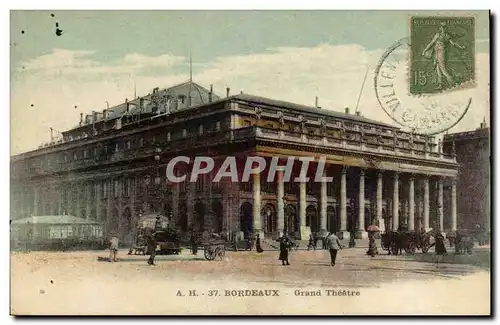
[10, 10, 490, 155]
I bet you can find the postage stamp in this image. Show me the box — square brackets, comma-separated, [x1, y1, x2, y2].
[409, 16, 475, 95]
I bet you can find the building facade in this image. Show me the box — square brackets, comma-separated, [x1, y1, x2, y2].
[443, 123, 490, 232]
[11, 82, 459, 243]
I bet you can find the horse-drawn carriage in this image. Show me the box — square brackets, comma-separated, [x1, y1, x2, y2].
[128, 214, 182, 256]
[381, 230, 431, 255]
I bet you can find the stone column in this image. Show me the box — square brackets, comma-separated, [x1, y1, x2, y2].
[392, 173, 399, 231]
[129, 176, 136, 226]
[438, 178, 444, 234]
[338, 167, 349, 239]
[33, 186, 39, 215]
[356, 169, 367, 238]
[85, 183, 91, 220]
[75, 182, 81, 218]
[423, 177, 430, 230]
[95, 181, 102, 222]
[299, 180, 308, 240]
[451, 178, 457, 232]
[319, 170, 328, 233]
[57, 184, 63, 215]
[408, 175, 415, 231]
[276, 168, 285, 237]
[106, 180, 112, 233]
[376, 171, 384, 233]
[186, 175, 195, 230]
[252, 173, 263, 238]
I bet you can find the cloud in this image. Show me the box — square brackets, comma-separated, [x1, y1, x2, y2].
[11, 44, 489, 156]
[17, 49, 185, 76]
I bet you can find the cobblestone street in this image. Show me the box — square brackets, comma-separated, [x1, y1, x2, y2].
[11, 247, 490, 315]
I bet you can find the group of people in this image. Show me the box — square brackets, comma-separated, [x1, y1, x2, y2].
[276, 232, 343, 266]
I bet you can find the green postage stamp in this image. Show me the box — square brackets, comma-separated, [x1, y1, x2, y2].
[410, 16, 475, 94]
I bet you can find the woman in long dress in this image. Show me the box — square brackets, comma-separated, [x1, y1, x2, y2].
[255, 234, 264, 253]
[366, 232, 378, 257]
[278, 236, 290, 266]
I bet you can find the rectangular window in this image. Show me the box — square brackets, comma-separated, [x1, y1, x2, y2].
[215, 121, 221, 131]
[182, 129, 187, 138]
[115, 143, 119, 152]
[83, 150, 88, 158]
[167, 132, 171, 141]
[198, 125, 204, 135]
[126, 140, 131, 150]
[93, 147, 98, 156]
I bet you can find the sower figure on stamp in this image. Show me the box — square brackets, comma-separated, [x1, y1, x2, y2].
[326, 232, 342, 267]
[422, 22, 466, 89]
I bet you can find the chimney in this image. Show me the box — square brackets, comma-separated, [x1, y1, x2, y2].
[226, 87, 230, 98]
[315, 96, 318, 108]
[240, 90, 243, 94]
[209, 84, 213, 103]
[345, 107, 350, 114]
[93, 111, 98, 122]
[126, 102, 130, 112]
[480, 117, 487, 129]
[355, 111, 361, 116]
[103, 109, 108, 120]
[79, 113, 84, 126]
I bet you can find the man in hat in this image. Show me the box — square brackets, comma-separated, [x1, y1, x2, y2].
[145, 230, 157, 266]
[326, 232, 343, 266]
[154, 216, 162, 231]
[109, 233, 119, 262]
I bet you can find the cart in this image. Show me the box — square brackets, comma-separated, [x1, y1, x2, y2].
[202, 234, 227, 261]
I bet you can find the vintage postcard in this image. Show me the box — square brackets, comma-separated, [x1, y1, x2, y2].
[9, 10, 491, 316]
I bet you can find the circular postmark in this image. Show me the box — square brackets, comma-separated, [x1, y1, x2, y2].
[374, 37, 472, 135]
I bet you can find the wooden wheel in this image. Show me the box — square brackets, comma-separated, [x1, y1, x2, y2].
[390, 243, 399, 255]
[204, 246, 216, 260]
[216, 246, 225, 260]
[405, 242, 416, 255]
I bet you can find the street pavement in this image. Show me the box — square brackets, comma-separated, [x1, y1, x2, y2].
[10, 247, 490, 315]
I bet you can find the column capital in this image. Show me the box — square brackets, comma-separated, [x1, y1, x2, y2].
[359, 168, 365, 177]
[377, 170, 384, 179]
[341, 166, 348, 175]
[394, 171, 399, 180]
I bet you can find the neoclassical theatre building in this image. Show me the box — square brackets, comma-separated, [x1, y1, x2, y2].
[10, 82, 459, 242]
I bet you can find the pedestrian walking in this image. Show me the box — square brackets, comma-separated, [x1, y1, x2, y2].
[278, 236, 290, 266]
[435, 232, 447, 255]
[255, 234, 264, 253]
[146, 231, 157, 266]
[109, 234, 119, 262]
[190, 231, 198, 255]
[326, 232, 343, 266]
[307, 234, 316, 251]
[366, 232, 378, 257]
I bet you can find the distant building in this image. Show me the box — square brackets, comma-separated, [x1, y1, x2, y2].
[443, 121, 490, 232]
[11, 81, 459, 244]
